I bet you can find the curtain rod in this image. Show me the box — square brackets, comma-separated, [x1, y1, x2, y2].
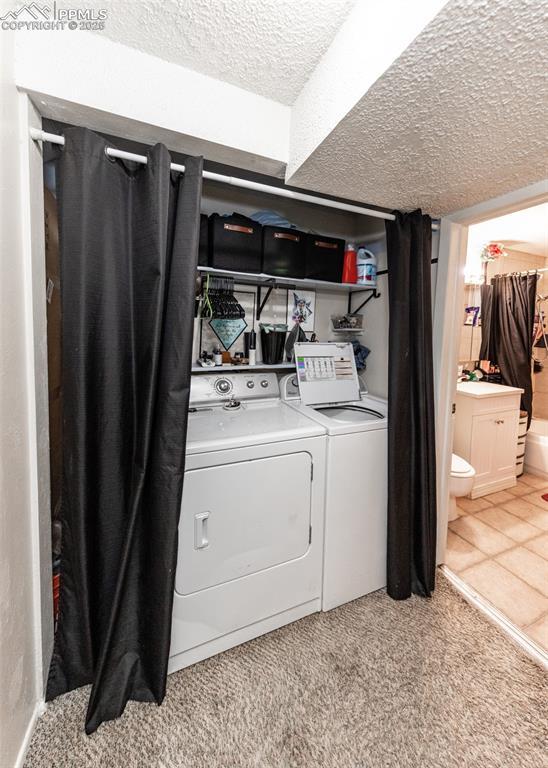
[493, 269, 547, 275]
[30, 128, 440, 229]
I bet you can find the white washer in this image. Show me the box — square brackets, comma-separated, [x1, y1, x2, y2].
[281, 342, 388, 611]
[169, 372, 327, 673]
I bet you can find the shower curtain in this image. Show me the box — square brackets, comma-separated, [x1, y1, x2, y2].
[479, 283, 493, 361]
[481, 273, 538, 427]
[46, 127, 203, 733]
[385, 210, 437, 600]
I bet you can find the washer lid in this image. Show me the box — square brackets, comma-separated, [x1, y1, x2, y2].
[314, 404, 385, 422]
[294, 342, 360, 406]
[451, 453, 473, 475]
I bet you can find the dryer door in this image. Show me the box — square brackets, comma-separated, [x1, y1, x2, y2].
[176, 451, 312, 595]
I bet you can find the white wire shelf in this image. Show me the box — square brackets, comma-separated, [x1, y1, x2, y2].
[197, 266, 376, 293]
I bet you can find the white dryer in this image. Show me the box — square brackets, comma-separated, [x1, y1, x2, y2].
[281, 342, 388, 611]
[169, 372, 327, 673]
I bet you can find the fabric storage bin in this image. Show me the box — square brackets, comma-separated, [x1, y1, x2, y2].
[305, 234, 345, 282]
[198, 214, 209, 266]
[262, 226, 306, 278]
[209, 213, 262, 273]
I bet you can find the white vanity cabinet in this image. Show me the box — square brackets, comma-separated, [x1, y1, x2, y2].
[453, 382, 523, 498]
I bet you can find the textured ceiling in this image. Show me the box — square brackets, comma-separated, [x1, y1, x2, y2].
[286, 0, 548, 216]
[88, 0, 356, 105]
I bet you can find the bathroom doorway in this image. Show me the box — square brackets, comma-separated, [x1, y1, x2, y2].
[441, 200, 548, 660]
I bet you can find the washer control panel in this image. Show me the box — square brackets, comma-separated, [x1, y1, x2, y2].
[280, 374, 300, 400]
[280, 371, 367, 401]
[190, 372, 280, 405]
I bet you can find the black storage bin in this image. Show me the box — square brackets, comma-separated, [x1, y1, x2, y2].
[262, 226, 306, 278]
[198, 214, 209, 266]
[209, 213, 262, 273]
[305, 234, 345, 282]
[260, 329, 286, 364]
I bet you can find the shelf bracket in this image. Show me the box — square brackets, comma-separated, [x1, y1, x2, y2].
[257, 284, 274, 321]
[348, 289, 381, 314]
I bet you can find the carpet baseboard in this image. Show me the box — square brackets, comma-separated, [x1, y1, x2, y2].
[14, 699, 46, 768]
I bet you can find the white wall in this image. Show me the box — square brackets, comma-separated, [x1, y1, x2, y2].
[193, 284, 349, 366]
[0, 31, 41, 768]
[14, 30, 290, 178]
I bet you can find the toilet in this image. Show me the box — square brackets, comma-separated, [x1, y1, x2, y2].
[449, 453, 476, 521]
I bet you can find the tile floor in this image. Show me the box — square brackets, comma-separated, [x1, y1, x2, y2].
[446, 472, 548, 653]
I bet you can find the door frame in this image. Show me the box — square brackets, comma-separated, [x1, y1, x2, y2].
[434, 179, 548, 563]
[19, 93, 54, 699]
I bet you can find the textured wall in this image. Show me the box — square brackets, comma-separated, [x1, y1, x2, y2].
[0, 31, 39, 768]
[533, 253, 548, 420]
[533, 361, 548, 420]
[288, 0, 448, 186]
[91, 0, 356, 105]
[287, 0, 548, 216]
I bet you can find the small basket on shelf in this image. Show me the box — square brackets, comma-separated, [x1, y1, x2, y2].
[330, 314, 364, 334]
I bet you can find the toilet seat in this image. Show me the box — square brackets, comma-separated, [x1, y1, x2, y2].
[451, 453, 475, 477]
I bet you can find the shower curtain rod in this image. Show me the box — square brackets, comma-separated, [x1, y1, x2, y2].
[494, 268, 547, 275]
[30, 128, 440, 229]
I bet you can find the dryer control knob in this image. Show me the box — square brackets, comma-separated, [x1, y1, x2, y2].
[260, 379, 269, 388]
[246, 380, 255, 389]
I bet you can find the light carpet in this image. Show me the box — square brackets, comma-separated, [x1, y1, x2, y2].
[24, 574, 547, 768]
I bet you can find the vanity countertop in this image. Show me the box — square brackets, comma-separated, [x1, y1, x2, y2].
[456, 381, 524, 398]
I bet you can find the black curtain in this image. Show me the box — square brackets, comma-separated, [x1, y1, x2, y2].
[479, 283, 493, 361]
[486, 274, 537, 426]
[46, 127, 203, 733]
[385, 210, 437, 600]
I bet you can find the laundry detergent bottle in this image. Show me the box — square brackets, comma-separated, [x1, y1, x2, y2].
[342, 243, 358, 283]
[356, 247, 377, 287]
